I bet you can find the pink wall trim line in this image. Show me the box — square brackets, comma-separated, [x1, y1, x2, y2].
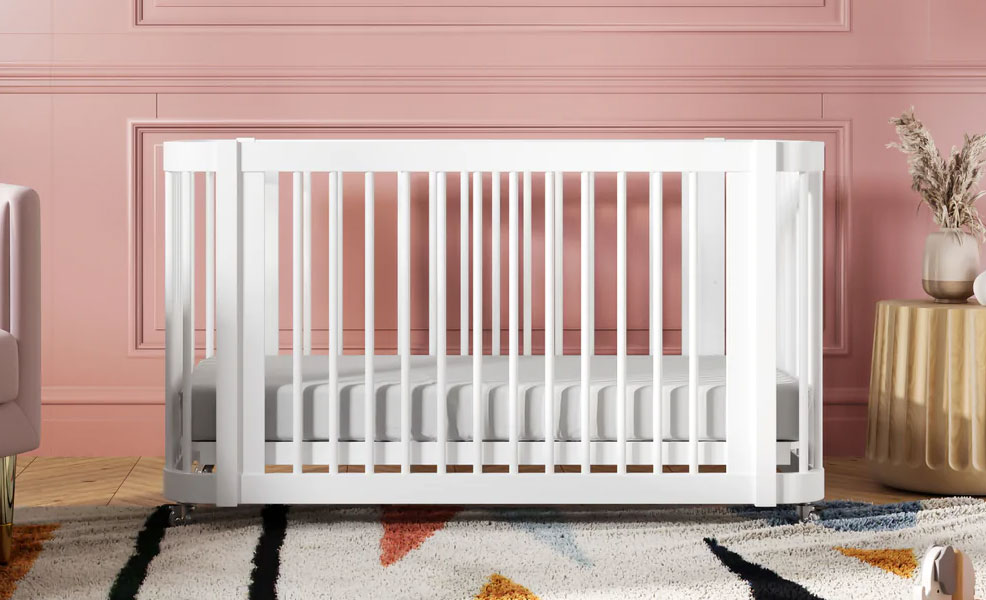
[14, 65, 986, 94]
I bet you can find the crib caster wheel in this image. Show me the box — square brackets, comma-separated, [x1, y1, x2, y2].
[168, 504, 195, 527]
[795, 503, 817, 523]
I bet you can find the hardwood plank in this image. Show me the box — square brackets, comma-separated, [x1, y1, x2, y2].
[14, 457, 138, 507]
[13, 456, 971, 508]
[109, 457, 169, 507]
[823, 457, 932, 504]
[14, 456, 35, 478]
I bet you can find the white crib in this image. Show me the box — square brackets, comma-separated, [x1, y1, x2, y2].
[161, 138, 824, 509]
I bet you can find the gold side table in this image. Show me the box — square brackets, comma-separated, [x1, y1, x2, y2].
[867, 299, 986, 495]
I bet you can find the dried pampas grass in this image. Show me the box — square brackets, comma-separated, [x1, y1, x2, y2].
[888, 108, 986, 240]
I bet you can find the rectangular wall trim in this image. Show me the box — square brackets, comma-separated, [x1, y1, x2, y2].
[134, 0, 849, 31]
[129, 119, 851, 358]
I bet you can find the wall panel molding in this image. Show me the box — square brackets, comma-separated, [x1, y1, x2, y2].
[134, 0, 848, 31]
[14, 64, 986, 94]
[129, 119, 850, 357]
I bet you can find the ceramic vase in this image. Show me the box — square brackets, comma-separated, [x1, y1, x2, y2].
[923, 229, 981, 303]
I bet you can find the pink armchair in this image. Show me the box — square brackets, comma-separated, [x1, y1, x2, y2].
[0, 184, 40, 564]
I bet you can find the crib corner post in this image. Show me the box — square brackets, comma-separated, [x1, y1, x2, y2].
[750, 140, 779, 507]
[726, 141, 780, 507]
[214, 139, 247, 507]
[164, 169, 182, 474]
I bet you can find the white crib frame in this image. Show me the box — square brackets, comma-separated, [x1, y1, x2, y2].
[162, 138, 825, 508]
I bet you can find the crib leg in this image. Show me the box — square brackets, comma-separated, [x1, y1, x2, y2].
[795, 503, 817, 523]
[168, 503, 196, 527]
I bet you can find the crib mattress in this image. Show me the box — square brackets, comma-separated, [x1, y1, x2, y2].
[190, 355, 802, 443]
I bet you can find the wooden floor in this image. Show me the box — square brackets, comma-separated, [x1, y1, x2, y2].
[10, 456, 948, 508]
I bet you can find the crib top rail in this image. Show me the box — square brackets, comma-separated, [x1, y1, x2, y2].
[163, 138, 824, 174]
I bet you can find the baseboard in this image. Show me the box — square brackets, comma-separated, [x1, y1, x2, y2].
[31, 386, 869, 457]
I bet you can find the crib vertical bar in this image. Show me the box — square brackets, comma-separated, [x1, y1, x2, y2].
[336, 173, 344, 357]
[328, 171, 340, 473]
[544, 171, 555, 474]
[554, 172, 563, 355]
[242, 172, 266, 477]
[398, 171, 412, 474]
[685, 172, 699, 474]
[523, 171, 532, 356]
[263, 172, 280, 355]
[364, 172, 375, 475]
[428, 173, 437, 355]
[589, 172, 595, 355]
[809, 171, 824, 470]
[492, 172, 501, 356]
[180, 171, 194, 472]
[579, 171, 591, 474]
[164, 171, 180, 471]
[797, 173, 809, 473]
[214, 139, 244, 506]
[472, 172, 484, 473]
[291, 172, 303, 474]
[616, 171, 627, 475]
[751, 142, 780, 505]
[508, 172, 519, 474]
[303, 172, 312, 355]
[437, 172, 448, 475]
[461, 171, 469, 357]
[205, 171, 216, 358]
[650, 172, 663, 473]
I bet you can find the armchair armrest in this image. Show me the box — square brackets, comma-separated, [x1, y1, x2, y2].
[0, 184, 41, 454]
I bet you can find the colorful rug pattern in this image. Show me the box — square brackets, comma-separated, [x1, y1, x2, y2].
[2, 497, 985, 599]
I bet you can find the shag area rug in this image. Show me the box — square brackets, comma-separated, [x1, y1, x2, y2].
[2, 498, 985, 599]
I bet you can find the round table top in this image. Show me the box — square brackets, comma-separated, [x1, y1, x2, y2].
[876, 298, 986, 311]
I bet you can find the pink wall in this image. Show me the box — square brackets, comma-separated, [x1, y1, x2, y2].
[2, 0, 983, 457]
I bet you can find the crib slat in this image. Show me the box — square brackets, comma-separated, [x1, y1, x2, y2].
[164, 171, 179, 471]
[508, 172, 519, 474]
[650, 172, 664, 473]
[364, 172, 375, 474]
[328, 171, 340, 473]
[685, 171, 699, 474]
[437, 172, 448, 475]
[336, 172, 344, 357]
[544, 171, 555, 474]
[580, 171, 591, 474]
[589, 172, 595, 354]
[472, 172, 483, 473]
[303, 172, 312, 355]
[205, 171, 216, 358]
[616, 171, 627, 475]
[398, 171, 411, 474]
[429, 172, 437, 356]
[180, 171, 194, 472]
[810, 171, 823, 470]
[292, 171, 303, 474]
[263, 172, 279, 355]
[554, 172, 564, 355]
[797, 173, 809, 473]
[242, 172, 266, 477]
[460, 171, 469, 357]
[492, 172, 501, 356]
[523, 171, 532, 356]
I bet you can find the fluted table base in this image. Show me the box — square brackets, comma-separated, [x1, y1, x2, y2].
[866, 300, 986, 495]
